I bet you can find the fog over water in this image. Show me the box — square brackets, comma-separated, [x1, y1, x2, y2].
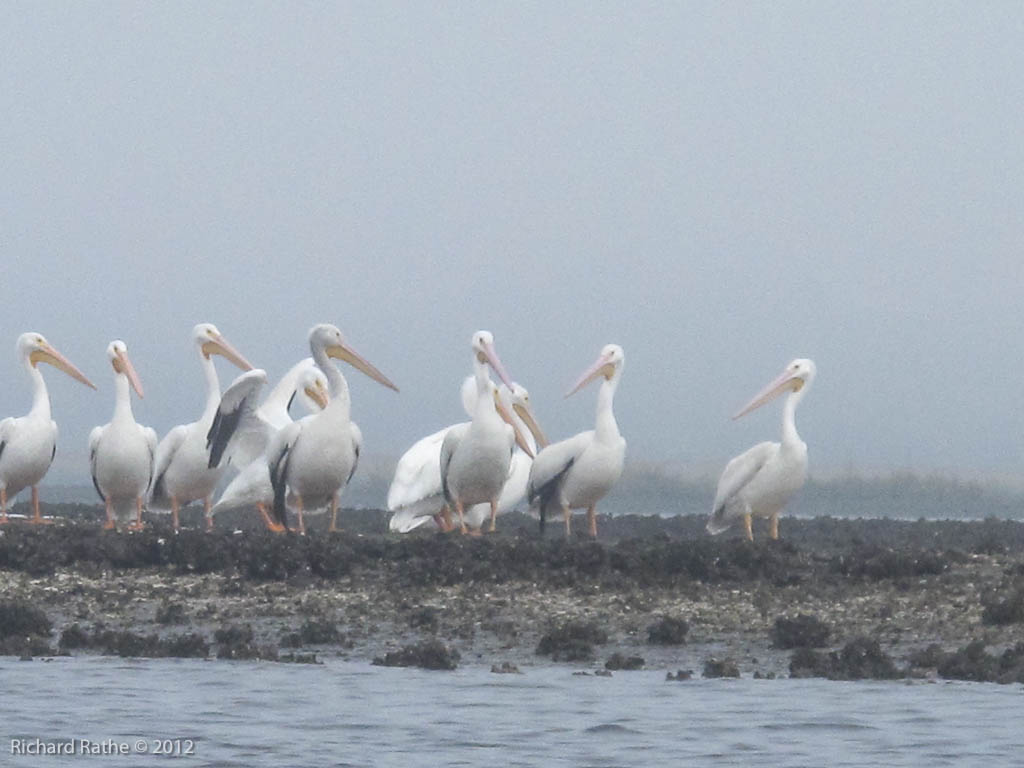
[3, 3, 1023, 492]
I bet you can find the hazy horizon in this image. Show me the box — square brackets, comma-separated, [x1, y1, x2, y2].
[3, 3, 1024, 494]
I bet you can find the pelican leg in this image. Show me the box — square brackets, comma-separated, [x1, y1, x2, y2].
[587, 505, 598, 538]
[769, 513, 779, 541]
[257, 503, 286, 533]
[328, 494, 340, 533]
[743, 512, 753, 542]
[28, 486, 52, 524]
[128, 497, 145, 531]
[563, 504, 572, 539]
[441, 505, 453, 532]
[102, 498, 115, 530]
[456, 500, 468, 535]
[488, 500, 498, 533]
[0, 488, 7, 524]
[171, 496, 181, 533]
[204, 497, 214, 532]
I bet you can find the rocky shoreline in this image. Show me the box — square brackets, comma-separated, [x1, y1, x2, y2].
[2, 505, 1024, 683]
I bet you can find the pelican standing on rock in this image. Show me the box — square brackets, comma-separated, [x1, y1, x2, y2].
[527, 344, 626, 539]
[208, 364, 329, 531]
[149, 324, 253, 531]
[269, 324, 398, 534]
[439, 331, 533, 535]
[388, 378, 546, 533]
[706, 358, 816, 541]
[89, 341, 158, 530]
[0, 333, 96, 523]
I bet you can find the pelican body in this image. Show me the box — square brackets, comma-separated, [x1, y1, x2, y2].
[149, 324, 253, 531]
[527, 344, 626, 538]
[89, 341, 157, 530]
[707, 358, 816, 541]
[269, 324, 397, 534]
[439, 331, 533, 535]
[0, 333, 96, 523]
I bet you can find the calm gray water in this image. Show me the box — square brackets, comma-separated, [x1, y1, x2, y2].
[3, 658, 1021, 767]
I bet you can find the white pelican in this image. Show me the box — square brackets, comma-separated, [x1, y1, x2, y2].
[439, 331, 534, 535]
[388, 378, 546, 533]
[707, 358, 816, 541]
[148, 323, 253, 531]
[88, 341, 158, 530]
[208, 364, 328, 531]
[0, 333, 96, 524]
[268, 324, 398, 534]
[527, 344, 626, 538]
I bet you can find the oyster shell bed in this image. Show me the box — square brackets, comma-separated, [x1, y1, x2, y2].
[2, 504, 1024, 680]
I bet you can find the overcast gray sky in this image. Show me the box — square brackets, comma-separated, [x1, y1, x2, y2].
[2, 2, 1023, 485]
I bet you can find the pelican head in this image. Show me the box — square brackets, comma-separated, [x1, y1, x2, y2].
[18, 332, 96, 389]
[300, 368, 330, 410]
[505, 383, 549, 448]
[566, 343, 624, 397]
[192, 323, 253, 371]
[733, 357, 816, 420]
[106, 340, 144, 398]
[309, 323, 399, 392]
[471, 330, 515, 391]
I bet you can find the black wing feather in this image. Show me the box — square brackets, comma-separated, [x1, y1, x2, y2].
[269, 444, 292, 528]
[532, 457, 575, 534]
[206, 404, 244, 469]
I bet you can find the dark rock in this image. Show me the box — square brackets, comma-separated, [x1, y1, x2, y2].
[771, 614, 830, 649]
[536, 620, 608, 662]
[372, 639, 460, 670]
[408, 607, 440, 632]
[790, 637, 899, 680]
[155, 601, 188, 625]
[666, 669, 693, 681]
[605, 652, 644, 670]
[214, 624, 277, 661]
[280, 619, 342, 648]
[594, 669, 613, 677]
[0, 600, 52, 638]
[646, 615, 688, 645]
[490, 662, 521, 674]
[703, 657, 740, 678]
[981, 587, 1024, 625]
[58, 624, 91, 650]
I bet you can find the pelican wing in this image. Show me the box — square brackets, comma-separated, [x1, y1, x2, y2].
[88, 425, 105, 502]
[206, 369, 269, 469]
[527, 431, 592, 531]
[143, 426, 158, 491]
[149, 424, 188, 507]
[387, 425, 463, 510]
[259, 358, 316, 430]
[707, 441, 778, 534]
[0, 416, 14, 465]
[438, 422, 471, 506]
[346, 421, 362, 488]
[268, 420, 303, 526]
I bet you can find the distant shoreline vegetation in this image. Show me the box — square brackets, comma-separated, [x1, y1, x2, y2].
[33, 462, 1024, 522]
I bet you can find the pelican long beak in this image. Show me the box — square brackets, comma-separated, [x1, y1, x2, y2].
[477, 339, 515, 391]
[565, 352, 616, 398]
[513, 402, 549, 449]
[732, 368, 805, 420]
[305, 381, 329, 410]
[113, 349, 144, 398]
[202, 332, 254, 371]
[494, 389, 534, 458]
[327, 342, 399, 392]
[30, 344, 96, 390]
